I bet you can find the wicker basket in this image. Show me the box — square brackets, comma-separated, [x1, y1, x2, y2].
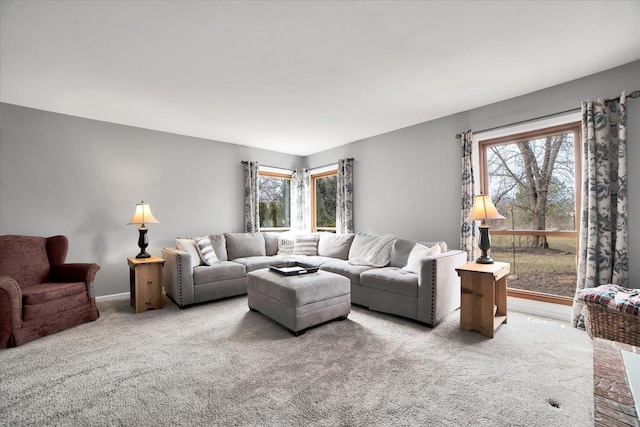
[583, 302, 640, 346]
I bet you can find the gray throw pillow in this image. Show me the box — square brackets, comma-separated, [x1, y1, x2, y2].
[390, 238, 417, 268]
[209, 233, 228, 261]
[348, 232, 379, 260]
[224, 232, 266, 260]
[195, 236, 220, 266]
[292, 235, 318, 256]
[262, 232, 279, 256]
[317, 233, 355, 260]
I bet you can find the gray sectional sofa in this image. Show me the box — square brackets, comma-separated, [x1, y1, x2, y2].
[162, 232, 466, 327]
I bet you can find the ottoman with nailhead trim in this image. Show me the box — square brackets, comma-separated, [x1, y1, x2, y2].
[247, 268, 350, 336]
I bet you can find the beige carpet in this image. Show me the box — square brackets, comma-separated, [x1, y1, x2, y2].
[0, 295, 593, 426]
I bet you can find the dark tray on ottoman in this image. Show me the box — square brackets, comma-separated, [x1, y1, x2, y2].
[269, 261, 319, 276]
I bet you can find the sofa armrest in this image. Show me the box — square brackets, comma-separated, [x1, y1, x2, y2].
[51, 264, 101, 297]
[417, 250, 467, 325]
[162, 247, 195, 307]
[0, 276, 23, 348]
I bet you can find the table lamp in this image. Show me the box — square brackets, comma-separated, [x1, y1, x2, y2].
[128, 200, 159, 258]
[466, 194, 504, 264]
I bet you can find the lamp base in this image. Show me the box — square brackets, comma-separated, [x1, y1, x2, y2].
[475, 255, 495, 264]
[136, 251, 151, 259]
[135, 227, 151, 259]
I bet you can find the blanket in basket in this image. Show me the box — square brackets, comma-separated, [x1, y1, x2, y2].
[577, 284, 640, 316]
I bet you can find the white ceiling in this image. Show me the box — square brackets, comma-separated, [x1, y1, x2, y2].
[2, 1, 640, 156]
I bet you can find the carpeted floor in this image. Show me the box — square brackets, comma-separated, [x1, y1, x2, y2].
[0, 295, 593, 426]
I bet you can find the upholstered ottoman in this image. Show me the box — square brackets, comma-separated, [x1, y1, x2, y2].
[247, 269, 351, 336]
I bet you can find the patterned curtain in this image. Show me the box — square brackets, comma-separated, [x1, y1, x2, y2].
[460, 130, 477, 262]
[291, 168, 311, 232]
[572, 92, 629, 327]
[243, 161, 260, 233]
[336, 158, 354, 234]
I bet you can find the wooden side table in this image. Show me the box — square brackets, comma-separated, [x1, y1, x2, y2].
[456, 261, 510, 338]
[127, 255, 165, 313]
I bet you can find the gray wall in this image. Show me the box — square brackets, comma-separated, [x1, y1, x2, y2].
[2, 60, 639, 296]
[0, 105, 302, 296]
[305, 60, 640, 285]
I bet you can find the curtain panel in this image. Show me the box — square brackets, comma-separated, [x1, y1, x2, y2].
[291, 168, 311, 232]
[572, 92, 629, 327]
[336, 158, 354, 234]
[460, 130, 477, 262]
[243, 161, 260, 233]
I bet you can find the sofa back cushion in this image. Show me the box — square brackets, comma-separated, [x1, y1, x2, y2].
[317, 233, 355, 260]
[210, 233, 228, 261]
[348, 232, 379, 260]
[0, 235, 51, 287]
[262, 232, 279, 256]
[224, 233, 266, 260]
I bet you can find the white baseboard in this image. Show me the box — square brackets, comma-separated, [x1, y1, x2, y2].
[96, 292, 130, 302]
[508, 296, 572, 323]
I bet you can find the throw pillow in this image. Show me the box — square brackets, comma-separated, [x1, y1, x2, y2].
[292, 235, 318, 256]
[402, 243, 442, 274]
[277, 234, 295, 256]
[317, 233, 355, 260]
[224, 232, 266, 260]
[195, 236, 220, 266]
[175, 238, 202, 267]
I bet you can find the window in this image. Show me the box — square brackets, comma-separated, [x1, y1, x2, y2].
[258, 171, 291, 230]
[479, 122, 581, 304]
[311, 170, 337, 232]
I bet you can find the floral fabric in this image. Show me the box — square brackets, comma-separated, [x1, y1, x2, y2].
[291, 168, 310, 232]
[337, 158, 354, 234]
[577, 285, 640, 317]
[243, 161, 260, 233]
[572, 92, 629, 327]
[459, 130, 477, 262]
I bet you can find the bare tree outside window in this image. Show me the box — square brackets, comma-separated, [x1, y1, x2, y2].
[258, 175, 290, 228]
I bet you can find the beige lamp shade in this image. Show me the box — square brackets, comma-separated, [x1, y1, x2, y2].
[128, 201, 160, 226]
[466, 194, 505, 222]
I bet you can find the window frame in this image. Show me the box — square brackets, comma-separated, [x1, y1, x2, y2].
[311, 169, 338, 233]
[478, 121, 582, 305]
[258, 170, 292, 232]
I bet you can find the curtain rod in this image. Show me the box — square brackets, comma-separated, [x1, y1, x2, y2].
[455, 89, 639, 139]
[240, 158, 354, 170]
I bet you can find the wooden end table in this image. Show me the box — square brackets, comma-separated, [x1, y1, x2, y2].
[456, 261, 510, 338]
[127, 255, 165, 313]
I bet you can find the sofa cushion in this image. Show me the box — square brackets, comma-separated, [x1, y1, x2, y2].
[292, 235, 318, 256]
[262, 233, 279, 256]
[317, 233, 354, 260]
[348, 232, 379, 260]
[210, 233, 228, 261]
[390, 238, 417, 268]
[22, 292, 89, 321]
[21, 282, 86, 305]
[402, 243, 442, 274]
[193, 262, 246, 285]
[320, 260, 377, 285]
[195, 236, 220, 265]
[224, 233, 266, 260]
[233, 256, 282, 273]
[360, 267, 419, 297]
[176, 238, 202, 267]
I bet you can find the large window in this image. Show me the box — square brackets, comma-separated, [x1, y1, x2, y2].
[258, 171, 291, 230]
[480, 122, 581, 304]
[311, 170, 337, 232]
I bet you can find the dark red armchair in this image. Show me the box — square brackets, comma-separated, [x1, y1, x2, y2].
[0, 235, 100, 348]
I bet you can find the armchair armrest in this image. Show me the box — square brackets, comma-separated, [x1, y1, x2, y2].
[417, 250, 467, 326]
[0, 276, 23, 348]
[50, 264, 101, 297]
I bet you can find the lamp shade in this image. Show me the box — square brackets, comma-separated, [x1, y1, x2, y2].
[466, 194, 505, 221]
[128, 201, 159, 225]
